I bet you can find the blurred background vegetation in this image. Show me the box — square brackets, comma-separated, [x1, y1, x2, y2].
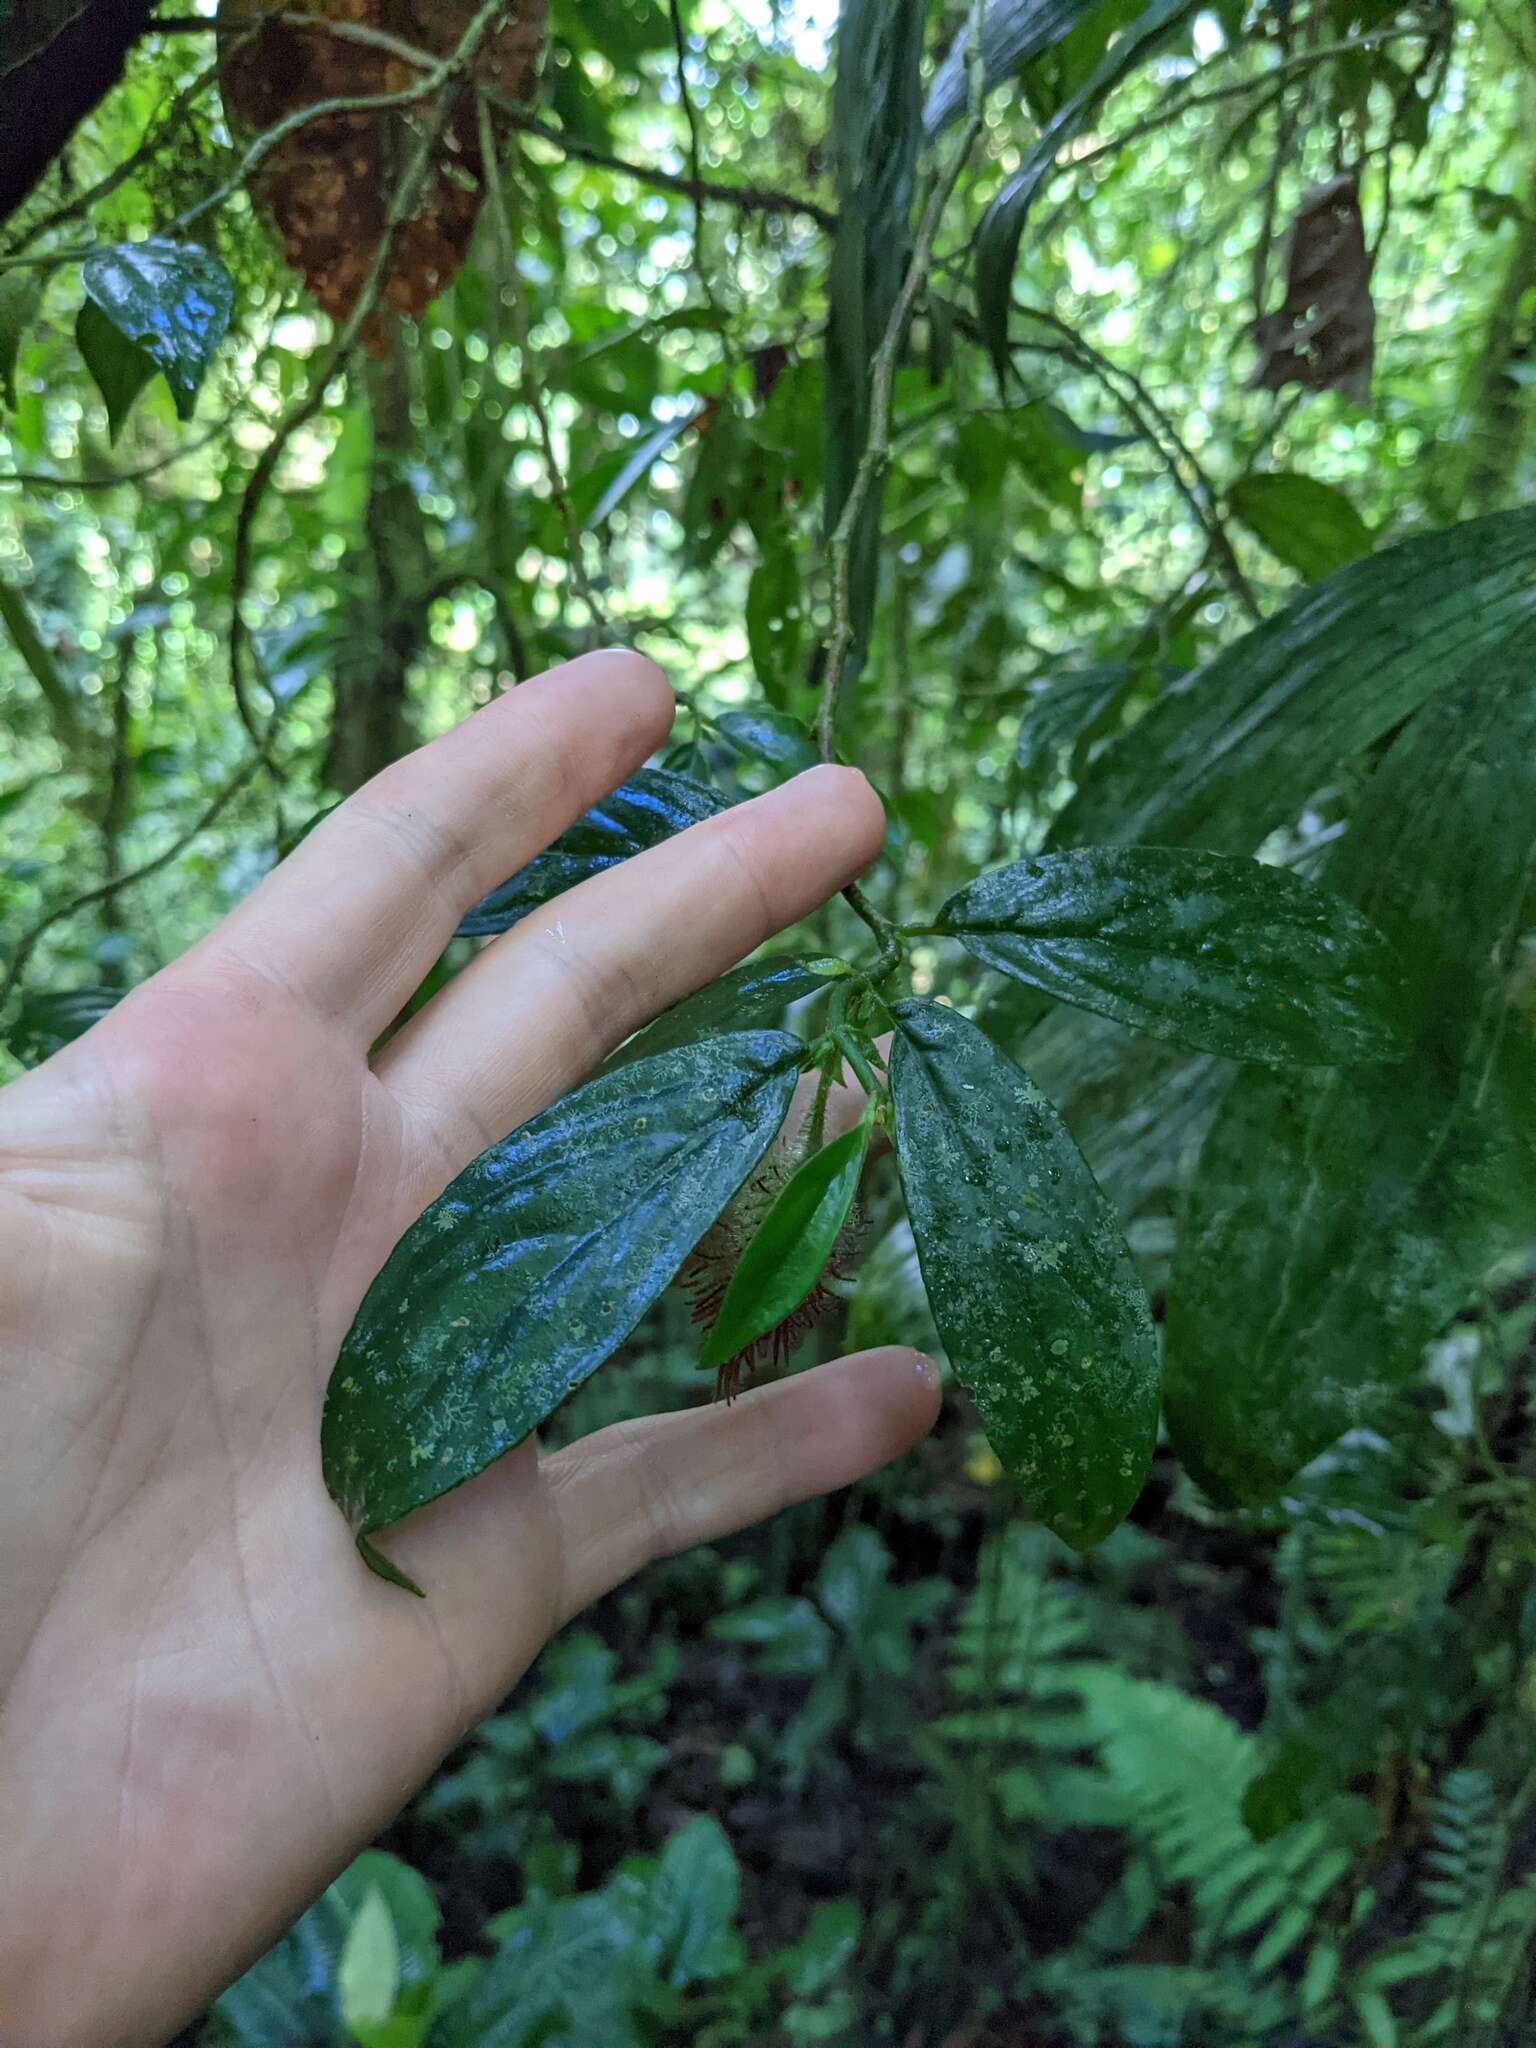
[4, 0, 1536, 2041]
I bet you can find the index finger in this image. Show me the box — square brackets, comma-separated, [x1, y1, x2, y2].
[197, 651, 674, 1041]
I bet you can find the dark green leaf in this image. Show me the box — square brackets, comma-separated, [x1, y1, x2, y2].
[1015, 664, 1135, 791]
[699, 1112, 872, 1371]
[936, 847, 1407, 1065]
[457, 767, 728, 937]
[0, 268, 40, 410]
[746, 541, 804, 708]
[7, 985, 120, 1063]
[1242, 1741, 1340, 1843]
[80, 237, 233, 422]
[824, 0, 924, 684]
[554, 0, 676, 63]
[681, 402, 745, 567]
[1055, 506, 1536, 853]
[1229, 470, 1374, 582]
[889, 1000, 1159, 1547]
[976, 0, 1190, 377]
[76, 298, 156, 443]
[924, 0, 1101, 133]
[713, 706, 819, 777]
[615, 954, 847, 1065]
[323, 1033, 804, 1581]
[1166, 623, 1536, 1505]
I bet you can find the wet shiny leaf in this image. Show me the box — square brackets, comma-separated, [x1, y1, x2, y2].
[80, 238, 233, 422]
[323, 1032, 804, 1586]
[458, 767, 728, 937]
[889, 999, 1158, 1547]
[924, 0, 1100, 133]
[936, 847, 1407, 1065]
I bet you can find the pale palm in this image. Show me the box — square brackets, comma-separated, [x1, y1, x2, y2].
[0, 652, 936, 2047]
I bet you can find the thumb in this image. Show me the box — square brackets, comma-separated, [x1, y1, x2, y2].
[540, 1347, 940, 1628]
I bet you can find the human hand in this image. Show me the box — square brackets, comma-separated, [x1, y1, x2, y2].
[0, 652, 938, 2046]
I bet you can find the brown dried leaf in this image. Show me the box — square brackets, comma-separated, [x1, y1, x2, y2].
[216, 0, 546, 346]
[1249, 174, 1375, 405]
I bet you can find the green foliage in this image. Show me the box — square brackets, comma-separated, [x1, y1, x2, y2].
[890, 998, 1159, 1545]
[934, 845, 1407, 1065]
[5, 1, 1536, 2036]
[322, 1033, 804, 1584]
[699, 1107, 872, 1373]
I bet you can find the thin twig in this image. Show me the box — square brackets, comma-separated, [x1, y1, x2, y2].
[667, 0, 730, 342]
[481, 92, 607, 635]
[0, 62, 219, 260]
[0, 745, 270, 1016]
[1012, 307, 1263, 622]
[152, 8, 837, 229]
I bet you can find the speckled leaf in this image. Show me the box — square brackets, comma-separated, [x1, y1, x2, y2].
[1166, 623, 1536, 1506]
[976, 0, 1190, 378]
[615, 954, 847, 1066]
[457, 767, 728, 937]
[700, 1112, 872, 1372]
[936, 847, 1407, 1066]
[889, 1000, 1158, 1547]
[714, 707, 819, 778]
[323, 1031, 804, 1586]
[80, 238, 233, 422]
[1054, 506, 1536, 855]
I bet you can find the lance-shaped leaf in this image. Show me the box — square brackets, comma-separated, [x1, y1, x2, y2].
[1054, 505, 1536, 854]
[457, 767, 728, 937]
[614, 954, 847, 1067]
[80, 237, 233, 423]
[323, 1031, 804, 1587]
[976, 0, 1190, 377]
[1165, 621, 1536, 1506]
[935, 847, 1407, 1066]
[889, 1000, 1159, 1547]
[924, 0, 1100, 134]
[700, 1110, 873, 1373]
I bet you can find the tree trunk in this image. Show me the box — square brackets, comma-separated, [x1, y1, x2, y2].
[0, 0, 160, 224]
[323, 328, 434, 793]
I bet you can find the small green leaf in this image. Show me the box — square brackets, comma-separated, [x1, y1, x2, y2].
[699, 1110, 873, 1372]
[746, 543, 804, 708]
[976, 0, 1190, 376]
[889, 1000, 1158, 1548]
[0, 267, 41, 409]
[80, 237, 233, 422]
[1229, 470, 1374, 581]
[615, 954, 846, 1066]
[935, 847, 1407, 1065]
[458, 768, 728, 937]
[76, 298, 156, 443]
[323, 1032, 804, 1582]
[713, 707, 819, 778]
[338, 1886, 401, 2034]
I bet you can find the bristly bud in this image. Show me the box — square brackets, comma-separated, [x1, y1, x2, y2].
[679, 1108, 865, 1402]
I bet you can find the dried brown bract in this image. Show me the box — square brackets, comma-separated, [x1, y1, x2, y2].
[1249, 174, 1375, 406]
